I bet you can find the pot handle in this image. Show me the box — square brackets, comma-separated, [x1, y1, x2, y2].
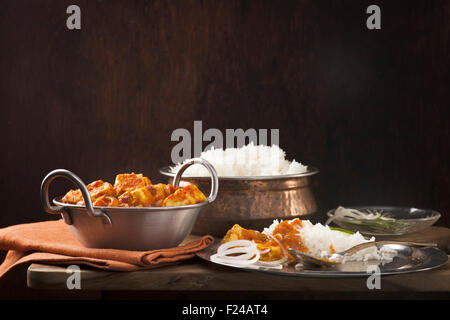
[40, 169, 112, 226]
[172, 158, 219, 203]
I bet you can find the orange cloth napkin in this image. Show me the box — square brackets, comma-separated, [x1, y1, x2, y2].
[0, 219, 214, 279]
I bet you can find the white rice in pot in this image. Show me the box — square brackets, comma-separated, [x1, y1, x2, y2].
[170, 143, 308, 177]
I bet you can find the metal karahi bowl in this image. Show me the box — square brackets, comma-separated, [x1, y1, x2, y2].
[159, 165, 319, 237]
[40, 158, 219, 251]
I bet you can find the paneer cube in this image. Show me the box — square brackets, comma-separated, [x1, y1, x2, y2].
[87, 180, 117, 200]
[221, 224, 284, 261]
[114, 173, 151, 196]
[222, 224, 267, 243]
[162, 189, 196, 207]
[131, 186, 156, 206]
[257, 242, 283, 261]
[147, 183, 177, 206]
[118, 186, 156, 207]
[117, 191, 134, 207]
[92, 196, 119, 207]
[162, 184, 206, 207]
[182, 184, 207, 203]
[60, 189, 83, 205]
[61, 180, 116, 206]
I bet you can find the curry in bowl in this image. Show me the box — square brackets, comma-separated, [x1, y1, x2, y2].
[60, 172, 206, 208]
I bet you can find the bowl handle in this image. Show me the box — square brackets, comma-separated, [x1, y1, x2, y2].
[172, 158, 219, 203]
[40, 169, 112, 226]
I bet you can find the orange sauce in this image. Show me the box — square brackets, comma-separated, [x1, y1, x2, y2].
[329, 244, 336, 254]
[222, 219, 309, 262]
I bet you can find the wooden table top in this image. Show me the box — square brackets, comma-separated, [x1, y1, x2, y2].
[26, 226, 450, 299]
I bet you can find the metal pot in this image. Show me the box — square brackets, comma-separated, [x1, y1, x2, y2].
[40, 158, 219, 251]
[159, 166, 319, 236]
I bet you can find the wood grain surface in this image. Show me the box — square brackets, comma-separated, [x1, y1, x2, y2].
[26, 227, 450, 300]
[1, 0, 449, 230]
[27, 258, 450, 294]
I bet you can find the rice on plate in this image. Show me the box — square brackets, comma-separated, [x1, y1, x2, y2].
[265, 219, 396, 263]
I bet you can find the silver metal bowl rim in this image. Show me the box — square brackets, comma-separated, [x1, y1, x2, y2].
[326, 206, 442, 222]
[159, 165, 319, 181]
[53, 197, 210, 212]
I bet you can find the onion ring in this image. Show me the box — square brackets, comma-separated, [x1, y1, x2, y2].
[211, 240, 260, 266]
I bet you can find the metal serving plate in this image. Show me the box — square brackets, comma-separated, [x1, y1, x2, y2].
[197, 241, 448, 278]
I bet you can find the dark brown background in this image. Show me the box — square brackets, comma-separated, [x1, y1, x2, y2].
[1, 0, 449, 231]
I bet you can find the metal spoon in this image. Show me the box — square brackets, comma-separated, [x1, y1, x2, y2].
[288, 241, 437, 268]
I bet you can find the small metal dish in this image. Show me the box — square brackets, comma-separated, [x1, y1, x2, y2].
[326, 206, 441, 236]
[40, 158, 218, 251]
[159, 165, 319, 236]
